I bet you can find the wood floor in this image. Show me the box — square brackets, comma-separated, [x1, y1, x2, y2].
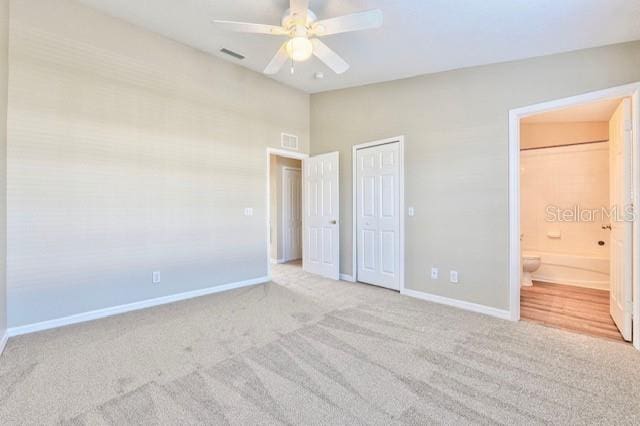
[521, 281, 625, 342]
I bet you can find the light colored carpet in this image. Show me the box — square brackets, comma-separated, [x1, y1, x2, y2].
[1, 262, 639, 425]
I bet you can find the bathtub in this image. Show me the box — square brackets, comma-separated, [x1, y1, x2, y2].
[531, 252, 609, 290]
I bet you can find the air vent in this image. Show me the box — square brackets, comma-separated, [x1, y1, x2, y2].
[281, 133, 299, 150]
[220, 48, 245, 60]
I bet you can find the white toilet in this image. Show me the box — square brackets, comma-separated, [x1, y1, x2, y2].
[522, 252, 541, 287]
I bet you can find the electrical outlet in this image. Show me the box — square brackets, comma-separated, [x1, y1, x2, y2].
[449, 270, 459, 283]
[431, 267, 438, 279]
[244, 208, 253, 216]
[152, 271, 161, 284]
[408, 207, 415, 217]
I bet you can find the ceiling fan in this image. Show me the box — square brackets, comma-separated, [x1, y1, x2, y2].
[212, 0, 383, 75]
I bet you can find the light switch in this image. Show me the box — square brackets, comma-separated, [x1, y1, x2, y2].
[408, 207, 415, 216]
[244, 208, 253, 216]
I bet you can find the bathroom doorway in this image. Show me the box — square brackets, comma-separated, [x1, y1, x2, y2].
[508, 83, 640, 348]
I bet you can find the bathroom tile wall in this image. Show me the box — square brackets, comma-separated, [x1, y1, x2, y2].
[521, 141, 609, 258]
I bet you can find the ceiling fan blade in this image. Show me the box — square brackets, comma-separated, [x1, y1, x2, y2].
[264, 42, 289, 74]
[212, 19, 288, 35]
[289, 0, 308, 23]
[311, 38, 349, 74]
[311, 9, 383, 36]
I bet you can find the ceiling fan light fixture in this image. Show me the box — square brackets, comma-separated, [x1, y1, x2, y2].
[286, 36, 313, 62]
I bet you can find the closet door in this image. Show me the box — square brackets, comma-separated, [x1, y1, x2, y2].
[282, 168, 302, 262]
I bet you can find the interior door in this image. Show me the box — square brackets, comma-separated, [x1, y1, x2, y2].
[303, 152, 340, 279]
[283, 168, 302, 262]
[356, 142, 400, 290]
[609, 97, 633, 341]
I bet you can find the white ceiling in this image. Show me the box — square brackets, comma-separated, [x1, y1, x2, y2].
[522, 98, 624, 123]
[77, 0, 640, 93]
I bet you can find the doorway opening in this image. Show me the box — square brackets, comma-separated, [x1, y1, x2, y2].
[268, 150, 304, 272]
[352, 136, 405, 291]
[266, 147, 341, 281]
[509, 83, 640, 348]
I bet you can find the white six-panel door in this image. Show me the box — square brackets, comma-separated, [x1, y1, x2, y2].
[609, 98, 633, 341]
[282, 168, 302, 262]
[356, 142, 400, 290]
[303, 152, 340, 280]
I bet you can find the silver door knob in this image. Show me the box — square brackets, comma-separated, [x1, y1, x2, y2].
[330, 220, 337, 224]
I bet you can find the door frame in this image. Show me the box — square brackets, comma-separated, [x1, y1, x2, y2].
[351, 136, 405, 291]
[508, 82, 640, 350]
[281, 166, 302, 262]
[266, 148, 308, 279]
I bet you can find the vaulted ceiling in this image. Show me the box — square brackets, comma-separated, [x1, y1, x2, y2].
[78, 0, 640, 93]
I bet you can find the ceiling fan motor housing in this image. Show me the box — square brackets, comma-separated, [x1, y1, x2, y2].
[281, 8, 317, 33]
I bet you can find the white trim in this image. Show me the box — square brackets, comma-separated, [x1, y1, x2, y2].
[267, 147, 308, 160]
[7, 276, 270, 337]
[0, 331, 8, 356]
[532, 276, 609, 291]
[634, 89, 640, 351]
[270, 258, 285, 264]
[508, 107, 521, 322]
[352, 136, 405, 291]
[509, 83, 640, 349]
[340, 273, 355, 282]
[266, 148, 309, 280]
[401, 288, 511, 320]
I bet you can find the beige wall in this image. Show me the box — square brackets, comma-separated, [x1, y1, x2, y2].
[521, 122, 609, 149]
[311, 41, 640, 311]
[269, 155, 301, 261]
[6, 0, 309, 327]
[4, 0, 639, 325]
[0, 0, 7, 337]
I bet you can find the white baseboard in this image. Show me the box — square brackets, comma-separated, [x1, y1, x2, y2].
[270, 258, 285, 264]
[340, 273, 354, 282]
[532, 276, 608, 291]
[7, 275, 270, 337]
[0, 330, 8, 357]
[401, 288, 511, 320]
